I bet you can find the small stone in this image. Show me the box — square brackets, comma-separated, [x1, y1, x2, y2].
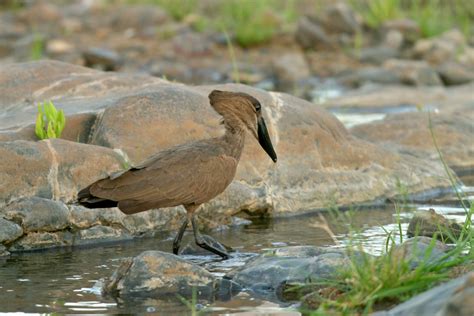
[272, 52, 311, 91]
[321, 3, 360, 34]
[77, 225, 129, 244]
[9, 231, 73, 252]
[83, 47, 123, 71]
[0, 217, 23, 244]
[358, 46, 399, 64]
[437, 62, 474, 85]
[383, 29, 404, 50]
[392, 236, 449, 269]
[46, 39, 74, 55]
[0, 244, 10, 257]
[295, 16, 332, 49]
[3, 197, 70, 233]
[383, 59, 442, 86]
[407, 209, 463, 241]
[383, 19, 420, 43]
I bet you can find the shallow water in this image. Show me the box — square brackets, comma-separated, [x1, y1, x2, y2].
[0, 181, 471, 314]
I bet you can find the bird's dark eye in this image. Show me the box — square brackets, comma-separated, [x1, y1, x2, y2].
[254, 102, 261, 111]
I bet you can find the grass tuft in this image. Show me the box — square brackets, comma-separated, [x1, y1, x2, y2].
[35, 101, 66, 140]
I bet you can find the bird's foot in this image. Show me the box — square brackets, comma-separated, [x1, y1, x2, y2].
[195, 234, 230, 260]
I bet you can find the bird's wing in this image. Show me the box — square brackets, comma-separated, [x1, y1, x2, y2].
[89, 145, 238, 214]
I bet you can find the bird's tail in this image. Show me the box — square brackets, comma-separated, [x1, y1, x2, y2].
[77, 185, 118, 209]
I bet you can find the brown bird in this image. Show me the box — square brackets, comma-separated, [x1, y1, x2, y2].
[77, 90, 277, 259]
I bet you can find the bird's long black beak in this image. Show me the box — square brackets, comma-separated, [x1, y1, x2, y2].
[257, 117, 277, 162]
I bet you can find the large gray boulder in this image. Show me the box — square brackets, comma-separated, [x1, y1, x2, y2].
[373, 272, 474, 316]
[227, 246, 357, 299]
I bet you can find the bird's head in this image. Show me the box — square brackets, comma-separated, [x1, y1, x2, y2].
[209, 90, 277, 163]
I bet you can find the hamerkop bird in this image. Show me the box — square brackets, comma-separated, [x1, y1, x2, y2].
[78, 90, 277, 259]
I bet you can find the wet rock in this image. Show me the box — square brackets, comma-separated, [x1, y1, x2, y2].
[437, 62, 474, 86]
[358, 46, 399, 64]
[2, 197, 69, 233]
[373, 272, 474, 316]
[0, 217, 23, 244]
[391, 236, 450, 269]
[228, 246, 359, 300]
[407, 209, 462, 241]
[9, 231, 73, 251]
[0, 244, 9, 257]
[83, 47, 123, 71]
[77, 225, 130, 244]
[383, 59, 442, 86]
[351, 111, 474, 174]
[320, 3, 360, 35]
[272, 52, 311, 92]
[295, 16, 332, 49]
[103, 251, 219, 299]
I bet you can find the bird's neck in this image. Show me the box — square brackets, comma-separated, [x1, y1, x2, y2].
[222, 122, 245, 161]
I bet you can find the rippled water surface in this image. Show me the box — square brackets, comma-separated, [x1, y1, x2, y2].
[1, 178, 471, 314]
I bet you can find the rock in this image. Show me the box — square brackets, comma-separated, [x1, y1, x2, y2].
[0, 244, 9, 257]
[172, 32, 214, 57]
[0, 217, 23, 244]
[441, 273, 474, 316]
[2, 197, 69, 232]
[46, 39, 74, 55]
[383, 30, 404, 50]
[358, 46, 399, 64]
[407, 209, 462, 241]
[9, 231, 73, 251]
[322, 83, 474, 111]
[383, 59, 442, 86]
[382, 19, 420, 43]
[110, 5, 169, 32]
[295, 16, 332, 49]
[391, 236, 450, 269]
[83, 47, 123, 71]
[0, 139, 125, 205]
[338, 67, 401, 87]
[272, 52, 311, 92]
[102, 250, 237, 299]
[437, 62, 474, 86]
[0, 112, 97, 143]
[351, 111, 474, 174]
[321, 3, 360, 35]
[77, 225, 130, 244]
[372, 272, 474, 316]
[227, 246, 359, 300]
[412, 29, 466, 65]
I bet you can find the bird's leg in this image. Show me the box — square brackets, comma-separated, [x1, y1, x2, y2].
[191, 213, 229, 259]
[172, 216, 189, 255]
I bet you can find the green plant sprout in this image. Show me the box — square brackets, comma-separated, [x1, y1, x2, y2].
[35, 101, 66, 140]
